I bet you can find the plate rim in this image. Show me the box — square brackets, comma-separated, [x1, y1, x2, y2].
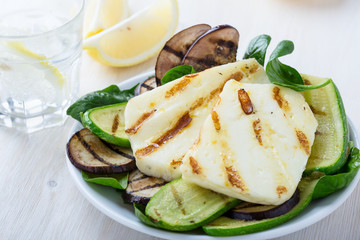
[66, 71, 360, 240]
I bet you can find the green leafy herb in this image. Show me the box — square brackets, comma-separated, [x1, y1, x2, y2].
[243, 34, 271, 66]
[266, 40, 331, 91]
[312, 147, 360, 199]
[67, 84, 137, 122]
[161, 65, 196, 85]
[81, 171, 129, 190]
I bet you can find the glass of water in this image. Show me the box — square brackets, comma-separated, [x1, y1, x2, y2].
[0, 0, 84, 133]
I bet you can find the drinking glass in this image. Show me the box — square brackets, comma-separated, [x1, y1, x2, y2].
[0, 0, 84, 133]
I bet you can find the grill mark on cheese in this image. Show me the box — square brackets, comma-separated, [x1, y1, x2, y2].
[111, 114, 120, 134]
[238, 89, 253, 114]
[240, 63, 260, 77]
[276, 185, 287, 198]
[131, 77, 226, 156]
[189, 97, 205, 111]
[295, 129, 311, 155]
[135, 112, 192, 157]
[309, 105, 326, 116]
[170, 184, 186, 215]
[125, 109, 156, 135]
[165, 74, 198, 98]
[170, 156, 183, 169]
[272, 87, 290, 111]
[252, 119, 262, 145]
[225, 166, 246, 191]
[189, 156, 201, 174]
[227, 71, 244, 81]
[211, 110, 221, 130]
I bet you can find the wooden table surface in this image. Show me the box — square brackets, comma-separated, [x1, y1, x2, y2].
[2, 0, 360, 239]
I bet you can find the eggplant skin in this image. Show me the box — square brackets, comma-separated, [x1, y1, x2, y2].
[182, 24, 239, 72]
[67, 128, 136, 174]
[226, 189, 300, 221]
[155, 24, 211, 85]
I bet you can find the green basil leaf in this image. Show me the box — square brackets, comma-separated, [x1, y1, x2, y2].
[81, 171, 129, 190]
[243, 34, 271, 66]
[268, 40, 295, 61]
[161, 65, 196, 85]
[266, 40, 331, 91]
[67, 84, 137, 122]
[312, 147, 360, 199]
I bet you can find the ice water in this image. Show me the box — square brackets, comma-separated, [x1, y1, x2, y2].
[0, 1, 84, 132]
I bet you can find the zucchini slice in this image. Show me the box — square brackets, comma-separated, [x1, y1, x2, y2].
[202, 179, 318, 236]
[145, 178, 240, 231]
[82, 102, 130, 147]
[301, 74, 349, 175]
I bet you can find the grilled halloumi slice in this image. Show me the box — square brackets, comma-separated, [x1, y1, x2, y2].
[125, 59, 269, 181]
[181, 80, 318, 205]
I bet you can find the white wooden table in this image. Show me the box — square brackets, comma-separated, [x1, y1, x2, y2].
[1, 0, 360, 239]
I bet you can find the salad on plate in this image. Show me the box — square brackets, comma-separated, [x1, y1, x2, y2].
[65, 24, 360, 237]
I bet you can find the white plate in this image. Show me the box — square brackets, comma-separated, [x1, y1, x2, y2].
[66, 71, 360, 240]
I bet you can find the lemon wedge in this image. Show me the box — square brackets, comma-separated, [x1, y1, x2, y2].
[83, 0, 129, 38]
[83, 0, 179, 67]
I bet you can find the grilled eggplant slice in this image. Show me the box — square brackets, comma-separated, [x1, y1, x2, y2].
[134, 76, 157, 96]
[67, 128, 136, 174]
[155, 24, 211, 85]
[182, 24, 239, 72]
[123, 169, 167, 205]
[226, 189, 300, 221]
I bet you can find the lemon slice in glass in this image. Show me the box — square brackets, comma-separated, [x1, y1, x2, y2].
[4, 41, 65, 105]
[83, 0, 129, 38]
[83, 0, 179, 67]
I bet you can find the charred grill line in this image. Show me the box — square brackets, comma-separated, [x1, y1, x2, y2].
[102, 141, 135, 160]
[135, 112, 192, 157]
[128, 174, 149, 184]
[111, 114, 120, 134]
[252, 119, 263, 145]
[163, 44, 185, 58]
[189, 156, 201, 174]
[295, 129, 311, 155]
[125, 109, 156, 135]
[141, 83, 155, 90]
[127, 182, 167, 194]
[225, 166, 246, 191]
[165, 75, 194, 98]
[170, 184, 186, 215]
[272, 87, 290, 111]
[211, 110, 221, 130]
[75, 132, 112, 167]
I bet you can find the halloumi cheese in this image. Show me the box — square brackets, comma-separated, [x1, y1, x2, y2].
[180, 80, 318, 205]
[125, 59, 269, 181]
